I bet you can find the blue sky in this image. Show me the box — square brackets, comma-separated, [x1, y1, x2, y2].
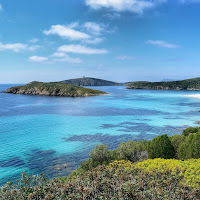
[0, 0, 200, 83]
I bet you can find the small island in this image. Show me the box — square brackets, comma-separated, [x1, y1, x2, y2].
[60, 77, 122, 86]
[3, 81, 107, 97]
[127, 77, 200, 90]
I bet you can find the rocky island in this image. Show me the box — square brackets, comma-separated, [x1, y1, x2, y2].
[127, 77, 200, 90]
[60, 77, 122, 86]
[4, 81, 107, 97]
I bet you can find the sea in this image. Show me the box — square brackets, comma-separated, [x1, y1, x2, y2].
[0, 84, 200, 186]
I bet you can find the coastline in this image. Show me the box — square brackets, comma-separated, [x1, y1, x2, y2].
[184, 94, 200, 99]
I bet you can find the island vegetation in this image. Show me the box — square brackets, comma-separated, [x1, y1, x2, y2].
[0, 127, 200, 199]
[60, 77, 122, 86]
[3, 81, 107, 97]
[127, 77, 200, 90]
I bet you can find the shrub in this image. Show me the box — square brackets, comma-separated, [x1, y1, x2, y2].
[178, 132, 200, 159]
[117, 140, 148, 162]
[148, 134, 175, 159]
[135, 158, 200, 189]
[90, 144, 111, 164]
[182, 127, 200, 136]
[1, 161, 199, 199]
[170, 134, 185, 159]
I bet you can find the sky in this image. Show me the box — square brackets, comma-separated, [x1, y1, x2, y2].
[0, 0, 200, 83]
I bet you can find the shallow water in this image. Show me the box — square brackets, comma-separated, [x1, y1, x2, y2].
[0, 84, 200, 185]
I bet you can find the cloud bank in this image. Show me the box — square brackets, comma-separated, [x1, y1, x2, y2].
[86, 0, 167, 13]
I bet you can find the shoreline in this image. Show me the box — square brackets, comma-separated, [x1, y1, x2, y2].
[184, 94, 200, 99]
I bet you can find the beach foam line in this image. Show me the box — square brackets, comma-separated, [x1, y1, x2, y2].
[184, 94, 200, 99]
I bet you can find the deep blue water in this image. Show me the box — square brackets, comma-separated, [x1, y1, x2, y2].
[0, 84, 200, 185]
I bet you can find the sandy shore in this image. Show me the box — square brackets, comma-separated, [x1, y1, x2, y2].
[184, 94, 200, 99]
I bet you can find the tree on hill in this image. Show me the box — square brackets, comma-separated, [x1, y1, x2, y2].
[178, 132, 200, 159]
[170, 134, 185, 159]
[148, 135, 175, 159]
[117, 141, 148, 162]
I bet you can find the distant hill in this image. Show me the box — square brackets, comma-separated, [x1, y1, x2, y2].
[125, 81, 150, 85]
[127, 77, 200, 90]
[161, 78, 180, 82]
[4, 81, 107, 97]
[60, 77, 121, 86]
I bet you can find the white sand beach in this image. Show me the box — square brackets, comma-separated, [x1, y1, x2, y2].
[184, 94, 200, 99]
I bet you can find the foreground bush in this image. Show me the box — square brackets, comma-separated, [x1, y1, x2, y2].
[1, 160, 200, 200]
[135, 158, 200, 189]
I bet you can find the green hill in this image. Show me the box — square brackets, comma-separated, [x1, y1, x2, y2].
[127, 77, 200, 90]
[4, 81, 107, 97]
[60, 77, 122, 86]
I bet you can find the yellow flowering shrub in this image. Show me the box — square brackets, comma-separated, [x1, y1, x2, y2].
[135, 158, 200, 189]
[109, 160, 132, 169]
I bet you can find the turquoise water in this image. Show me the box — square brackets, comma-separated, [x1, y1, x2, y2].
[0, 84, 200, 185]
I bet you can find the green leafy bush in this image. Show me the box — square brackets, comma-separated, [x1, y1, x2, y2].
[170, 134, 185, 159]
[178, 132, 200, 159]
[182, 127, 200, 136]
[117, 140, 148, 162]
[148, 134, 175, 159]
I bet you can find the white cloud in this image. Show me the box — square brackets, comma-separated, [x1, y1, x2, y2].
[85, 0, 166, 13]
[0, 41, 41, 52]
[58, 44, 108, 54]
[83, 22, 103, 35]
[116, 55, 137, 60]
[44, 22, 109, 45]
[43, 25, 91, 40]
[54, 55, 82, 63]
[29, 38, 39, 43]
[146, 40, 180, 48]
[0, 4, 2, 10]
[29, 56, 48, 62]
[0, 42, 27, 52]
[51, 52, 82, 63]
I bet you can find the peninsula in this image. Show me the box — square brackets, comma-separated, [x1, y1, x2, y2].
[60, 77, 121, 86]
[127, 77, 200, 90]
[4, 81, 107, 97]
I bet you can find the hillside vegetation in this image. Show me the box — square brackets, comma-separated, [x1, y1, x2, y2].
[60, 77, 121, 86]
[4, 81, 107, 97]
[1, 127, 200, 199]
[127, 77, 200, 90]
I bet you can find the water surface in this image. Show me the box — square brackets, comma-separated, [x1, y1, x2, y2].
[0, 84, 200, 185]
